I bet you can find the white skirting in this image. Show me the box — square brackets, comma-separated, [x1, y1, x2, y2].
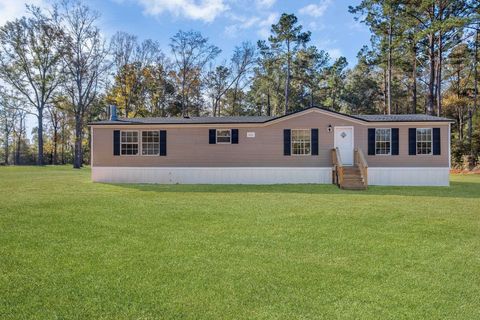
[92, 167, 333, 184]
[368, 167, 450, 186]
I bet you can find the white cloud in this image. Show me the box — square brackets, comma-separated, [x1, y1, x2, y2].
[224, 15, 261, 37]
[0, 0, 46, 26]
[258, 12, 278, 38]
[135, 0, 228, 22]
[255, 0, 276, 9]
[307, 21, 325, 31]
[224, 11, 277, 38]
[299, 0, 331, 18]
[327, 48, 342, 60]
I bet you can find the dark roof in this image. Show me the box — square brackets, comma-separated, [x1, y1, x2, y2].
[92, 115, 276, 125]
[90, 106, 453, 125]
[353, 114, 452, 122]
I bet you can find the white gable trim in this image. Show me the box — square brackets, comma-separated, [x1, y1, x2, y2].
[262, 108, 366, 126]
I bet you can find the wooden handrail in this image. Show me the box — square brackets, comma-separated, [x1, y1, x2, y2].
[354, 148, 368, 187]
[332, 148, 344, 187]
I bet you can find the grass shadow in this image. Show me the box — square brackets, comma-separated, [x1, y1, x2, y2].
[111, 180, 480, 199]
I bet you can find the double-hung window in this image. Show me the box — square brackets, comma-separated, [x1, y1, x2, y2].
[142, 131, 160, 155]
[375, 128, 391, 155]
[416, 128, 432, 155]
[121, 131, 139, 155]
[291, 129, 311, 155]
[216, 129, 231, 143]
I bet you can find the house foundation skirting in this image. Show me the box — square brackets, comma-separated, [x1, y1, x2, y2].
[92, 167, 333, 184]
[368, 167, 450, 186]
[92, 166, 450, 186]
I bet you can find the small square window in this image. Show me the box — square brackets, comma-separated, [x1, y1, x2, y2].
[142, 131, 160, 155]
[291, 129, 311, 155]
[120, 131, 139, 155]
[216, 129, 231, 144]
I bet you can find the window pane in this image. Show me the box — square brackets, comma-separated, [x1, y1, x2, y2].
[141, 131, 160, 155]
[291, 129, 311, 155]
[120, 131, 139, 155]
[216, 129, 231, 143]
[416, 128, 432, 154]
[375, 128, 391, 155]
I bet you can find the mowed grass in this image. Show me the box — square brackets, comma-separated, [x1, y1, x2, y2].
[0, 166, 479, 319]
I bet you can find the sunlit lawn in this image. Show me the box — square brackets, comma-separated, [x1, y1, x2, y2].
[0, 166, 479, 319]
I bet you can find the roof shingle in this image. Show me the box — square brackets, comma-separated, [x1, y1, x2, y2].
[353, 114, 452, 122]
[90, 106, 453, 125]
[92, 115, 275, 125]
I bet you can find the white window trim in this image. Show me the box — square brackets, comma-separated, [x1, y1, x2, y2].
[375, 128, 392, 156]
[416, 128, 433, 155]
[216, 129, 232, 144]
[291, 129, 312, 156]
[120, 130, 140, 156]
[141, 130, 161, 156]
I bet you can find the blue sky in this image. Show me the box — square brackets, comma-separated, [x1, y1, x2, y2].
[82, 0, 371, 66]
[0, 0, 371, 66]
[0, 0, 372, 136]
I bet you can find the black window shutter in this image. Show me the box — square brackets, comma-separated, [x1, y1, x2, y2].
[391, 128, 399, 155]
[231, 129, 239, 144]
[113, 130, 120, 156]
[433, 128, 441, 155]
[408, 128, 416, 155]
[311, 128, 319, 155]
[209, 129, 216, 144]
[283, 129, 291, 156]
[368, 128, 375, 155]
[159, 130, 167, 156]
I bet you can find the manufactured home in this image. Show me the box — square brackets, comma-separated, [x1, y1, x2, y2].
[89, 106, 453, 188]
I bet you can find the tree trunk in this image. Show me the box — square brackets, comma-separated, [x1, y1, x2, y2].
[53, 125, 58, 165]
[15, 132, 20, 165]
[73, 115, 83, 169]
[427, 33, 436, 115]
[15, 117, 23, 165]
[285, 40, 291, 115]
[383, 68, 387, 114]
[181, 71, 187, 117]
[267, 91, 271, 116]
[4, 133, 9, 165]
[387, 16, 393, 115]
[470, 27, 478, 155]
[37, 112, 44, 165]
[61, 118, 66, 165]
[232, 80, 240, 114]
[437, 30, 443, 116]
[87, 125, 92, 166]
[309, 87, 314, 107]
[458, 112, 463, 141]
[412, 43, 417, 114]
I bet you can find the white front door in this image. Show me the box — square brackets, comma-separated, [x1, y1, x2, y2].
[334, 127, 354, 166]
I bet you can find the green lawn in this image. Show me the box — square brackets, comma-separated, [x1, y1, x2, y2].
[0, 166, 479, 319]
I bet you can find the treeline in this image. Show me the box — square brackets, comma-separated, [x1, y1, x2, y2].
[0, 0, 479, 167]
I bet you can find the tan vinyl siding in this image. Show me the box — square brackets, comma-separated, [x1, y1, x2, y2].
[91, 110, 450, 168]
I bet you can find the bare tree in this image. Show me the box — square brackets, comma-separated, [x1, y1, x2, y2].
[56, 0, 108, 168]
[170, 30, 220, 116]
[229, 42, 256, 113]
[0, 6, 65, 165]
[206, 42, 256, 116]
[205, 65, 231, 116]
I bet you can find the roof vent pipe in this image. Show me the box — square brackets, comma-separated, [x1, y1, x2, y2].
[109, 105, 118, 121]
